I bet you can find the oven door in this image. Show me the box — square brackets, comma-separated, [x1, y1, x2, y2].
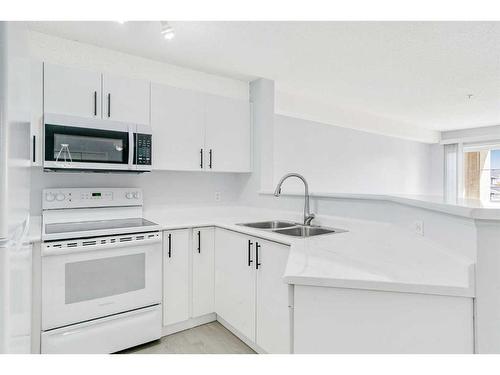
[43, 113, 133, 172]
[41, 232, 162, 331]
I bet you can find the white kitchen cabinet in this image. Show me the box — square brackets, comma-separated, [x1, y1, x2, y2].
[214, 228, 256, 341]
[255, 238, 291, 354]
[204, 94, 251, 172]
[151, 84, 205, 170]
[31, 61, 43, 166]
[163, 229, 190, 326]
[43, 63, 102, 119]
[150, 82, 251, 172]
[192, 227, 215, 317]
[102, 73, 150, 125]
[43, 63, 150, 125]
[214, 228, 291, 352]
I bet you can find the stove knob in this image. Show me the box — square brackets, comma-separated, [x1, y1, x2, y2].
[133, 192, 139, 199]
[56, 193, 65, 201]
[125, 192, 133, 199]
[46, 192, 56, 202]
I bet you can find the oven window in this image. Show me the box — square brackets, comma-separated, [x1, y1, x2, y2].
[45, 124, 129, 164]
[65, 254, 145, 304]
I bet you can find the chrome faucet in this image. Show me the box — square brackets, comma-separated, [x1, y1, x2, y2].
[274, 173, 315, 226]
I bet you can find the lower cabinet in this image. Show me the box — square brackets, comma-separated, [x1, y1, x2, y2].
[214, 228, 291, 353]
[192, 227, 215, 317]
[162, 226, 291, 353]
[214, 228, 257, 341]
[163, 229, 190, 326]
[255, 237, 291, 354]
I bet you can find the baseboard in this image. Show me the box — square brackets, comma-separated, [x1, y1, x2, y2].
[216, 315, 265, 354]
[161, 313, 216, 337]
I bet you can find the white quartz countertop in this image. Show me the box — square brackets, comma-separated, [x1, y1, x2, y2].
[259, 191, 500, 220]
[144, 206, 475, 298]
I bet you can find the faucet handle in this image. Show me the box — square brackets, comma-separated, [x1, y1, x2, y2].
[305, 213, 316, 226]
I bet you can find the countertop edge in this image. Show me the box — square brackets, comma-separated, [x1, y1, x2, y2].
[283, 276, 475, 298]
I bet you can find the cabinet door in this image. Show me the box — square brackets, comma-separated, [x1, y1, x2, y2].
[192, 227, 215, 317]
[214, 228, 256, 341]
[44, 63, 101, 118]
[163, 229, 190, 326]
[204, 94, 251, 172]
[255, 238, 291, 353]
[102, 73, 150, 125]
[151, 84, 205, 170]
[31, 61, 43, 166]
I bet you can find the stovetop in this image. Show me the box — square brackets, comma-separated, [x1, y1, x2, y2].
[45, 218, 158, 235]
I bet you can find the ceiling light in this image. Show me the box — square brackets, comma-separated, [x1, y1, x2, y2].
[160, 21, 175, 40]
[116, 20, 126, 24]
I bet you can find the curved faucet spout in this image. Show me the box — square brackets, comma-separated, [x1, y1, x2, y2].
[273, 173, 315, 226]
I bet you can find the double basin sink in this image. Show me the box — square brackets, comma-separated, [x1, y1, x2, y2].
[237, 220, 346, 238]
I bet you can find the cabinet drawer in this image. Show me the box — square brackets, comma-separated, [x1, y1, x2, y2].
[41, 305, 161, 354]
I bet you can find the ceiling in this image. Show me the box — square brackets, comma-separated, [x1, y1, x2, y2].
[27, 21, 500, 132]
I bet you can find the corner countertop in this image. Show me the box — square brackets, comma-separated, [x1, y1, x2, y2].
[259, 191, 500, 220]
[144, 205, 475, 298]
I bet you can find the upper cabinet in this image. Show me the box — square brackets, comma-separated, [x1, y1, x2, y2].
[151, 83, 251, 173]
[43, 63, 150, 125]
[151, 83, 205, 171]
[44, 63, 102, 119]
[204, 94, 251, 172]
[102, 73, 150, 125]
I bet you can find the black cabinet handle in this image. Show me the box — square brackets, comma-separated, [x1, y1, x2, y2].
[94, 91, 97, 116]
[168, 233, 172, 258]
[200, 149, 203, 169]
[256, 242, 261, 269]
[209, 149, 213, 169]
[197, 230, 201, 253]
[248, 240, 253, 266]
[32, 135, 36, 163]
[107, 93, 111, 118]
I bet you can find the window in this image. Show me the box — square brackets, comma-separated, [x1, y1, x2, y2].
[462, 144, 500, 201]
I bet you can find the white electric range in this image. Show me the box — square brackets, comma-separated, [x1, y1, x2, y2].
[39, 188, 162, 354]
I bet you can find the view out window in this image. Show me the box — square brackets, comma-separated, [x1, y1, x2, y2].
[463, 147, 500, 201]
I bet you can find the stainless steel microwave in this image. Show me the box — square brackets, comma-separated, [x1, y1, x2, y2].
[43, 113, 152, 173]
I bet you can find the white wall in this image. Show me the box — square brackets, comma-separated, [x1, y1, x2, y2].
[273, 114, 443, 195]
[30, 169, 246, 215]
[276, 89, 440, 143]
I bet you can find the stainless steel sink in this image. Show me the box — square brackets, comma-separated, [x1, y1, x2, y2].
[273, 225, 347, 237]
[238, 220, 297, 230]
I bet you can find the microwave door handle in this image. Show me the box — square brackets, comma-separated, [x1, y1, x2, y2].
[128, 128, 135, 170]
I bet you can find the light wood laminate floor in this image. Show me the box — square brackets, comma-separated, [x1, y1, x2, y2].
[119, 322, 256, 354]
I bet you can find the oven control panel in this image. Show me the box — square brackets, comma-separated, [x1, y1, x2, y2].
[42, 188, 143, 210]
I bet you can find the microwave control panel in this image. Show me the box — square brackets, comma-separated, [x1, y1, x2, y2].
[135, 133, 152, 165]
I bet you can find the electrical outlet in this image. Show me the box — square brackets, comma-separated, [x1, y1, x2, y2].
[414, 220, 424, 236]
[215, 191, 221, 202]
